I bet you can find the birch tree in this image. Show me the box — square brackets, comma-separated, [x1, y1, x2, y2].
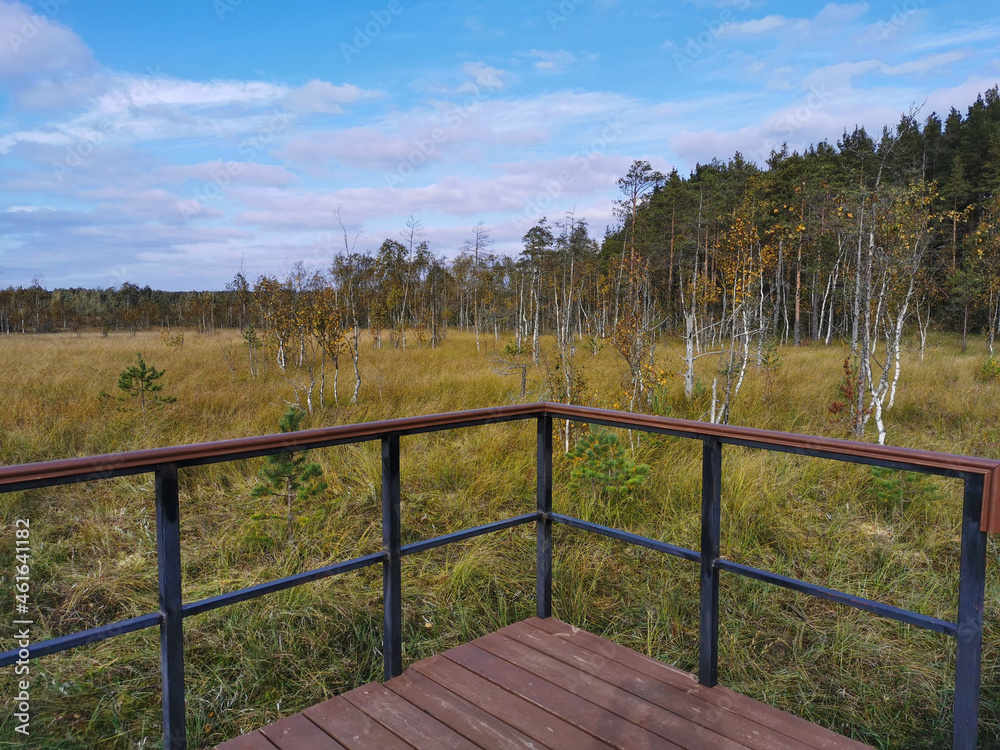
[863, 182, 937, 443]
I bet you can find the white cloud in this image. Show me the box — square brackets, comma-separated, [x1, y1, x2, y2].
[798, 52, 969, 94]
[0, 69, 382, 158]
[815, 3, 869, 26]
[802, 60, 883, 92]
[0, 1, 94, 80]
[463, 16, 487, 33]
[921, 75, 1000, 117]
[0, 0, 101, 110]
[412, 62, 514, 97]
[718, 14, 788, 35]
[117, 78, 286, 109]
[273, 89, 630, 178]
[477, 90, 632, 130]
[457, 62, 510, 93]
[669, 69, 1000, 170]
[881, 51, 966, 76]
[719, 3, 868, 38]
[276, 128, 429, 173]
[285, 80, 371, 114]
[910, 23, 1000, 51]
[228, 152, 632, 236]
[147, 161, 298, 188]
[0, 127, 74, 153]
[529, 50, 579, 74]
[13, 73, 110, 110]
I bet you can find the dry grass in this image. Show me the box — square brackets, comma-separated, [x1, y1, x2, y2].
[0, 327, 997, 749]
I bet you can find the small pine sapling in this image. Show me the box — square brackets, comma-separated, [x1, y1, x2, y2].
[760, 340, 782, 408]
[252, 406, 327, 546]
[489, 340, 531, 399]
[101, 353, 177, 414]
[869, 466, 939, 519]
[565, 428, 649, 523]
[243, 321, 261, 377]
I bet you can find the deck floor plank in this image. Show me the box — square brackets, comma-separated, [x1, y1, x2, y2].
[385, 668, 544, 750]
[258, 714, 347, 750]
[410, 652, 615, 750]
[216, 618, 875, 750]
[341, 681, 477, 750]
[499, 620, 807, 750]
[302, 695, 413, 750]
[476, 629, 753, 750]
[214, 732, 281, 750]
[526, 617, 871, 750]
[444, 641, 686, 750]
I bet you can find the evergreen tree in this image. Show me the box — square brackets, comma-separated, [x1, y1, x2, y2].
[252, 406, 327, 546]
[102, 353, 176, 415]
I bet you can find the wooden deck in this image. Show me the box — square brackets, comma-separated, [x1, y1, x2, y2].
[216, 617, 873, 750]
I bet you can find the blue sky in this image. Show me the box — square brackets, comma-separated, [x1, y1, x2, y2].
[1, 0, 998, 290]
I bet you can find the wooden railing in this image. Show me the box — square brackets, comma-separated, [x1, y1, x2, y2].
[1, 403, 997, 749]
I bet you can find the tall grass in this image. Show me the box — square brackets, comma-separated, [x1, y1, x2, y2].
[0, 328, 997, 748]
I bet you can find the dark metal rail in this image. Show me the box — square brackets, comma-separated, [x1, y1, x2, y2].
[1, 403, 996, 749]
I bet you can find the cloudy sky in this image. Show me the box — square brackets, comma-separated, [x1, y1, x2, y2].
[1, 0, 998, 290]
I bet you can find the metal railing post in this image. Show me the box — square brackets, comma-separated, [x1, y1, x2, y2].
[699, 438, 722, 687]
[382, 433, 403, 679]
[537, 415, 554, 619]
[156, 464, 186, 750]
[954, 473, 986, 750]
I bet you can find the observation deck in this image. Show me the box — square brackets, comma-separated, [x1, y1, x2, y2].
[1, 403, 996, 748]
[218, 617, 873, 750]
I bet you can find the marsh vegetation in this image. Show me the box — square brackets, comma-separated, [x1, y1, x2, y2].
[0, 328, 997, 749]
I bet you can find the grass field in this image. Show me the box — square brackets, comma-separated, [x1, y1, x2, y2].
[0, 328, 998, 749]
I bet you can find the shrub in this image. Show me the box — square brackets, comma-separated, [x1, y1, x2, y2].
[978, 355, 1000, 381]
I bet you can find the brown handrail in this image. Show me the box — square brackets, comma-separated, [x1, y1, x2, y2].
[2, 401, 998, 531]
[0, 403, 545, 490]
[542, 403, 1000, 532]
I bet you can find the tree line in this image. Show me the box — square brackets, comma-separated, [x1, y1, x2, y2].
[4, 87, 999, 438]
[0, 283, 232, 336]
